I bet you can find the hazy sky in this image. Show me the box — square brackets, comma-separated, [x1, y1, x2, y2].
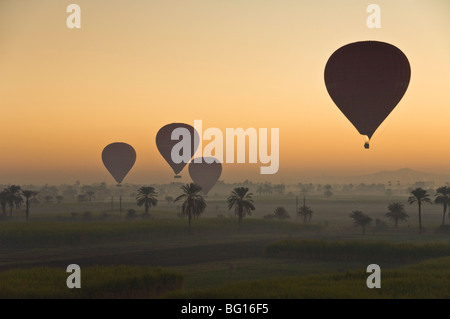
[1, 0, 449, 185]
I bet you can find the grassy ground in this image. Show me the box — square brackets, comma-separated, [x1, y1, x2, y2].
[165, 256, 450, 298]
[0, 194, 448, 298]
[0, 266, 182, 298]
[173, 258, 367, 291]
[0, 218, 320, 248]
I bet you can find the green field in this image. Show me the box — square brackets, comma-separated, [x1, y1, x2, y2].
[0, 193, 448, 298]
[165, 256, 450, 298]
[0, 266, 182, 298]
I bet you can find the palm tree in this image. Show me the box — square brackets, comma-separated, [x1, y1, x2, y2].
[298, 205, 313, 223]
[22, 190, 38, 221]
[349, 210, 372, 235]
[408, 187, 432, 233]
[227, 187, 255, 229]
[323, 184, 333, 198]
[297, 196, 313, 223]
[385, 202, 408, 228]
[136, 186, 158, 215]
[85, 191, 95, 202]
[175, 183, 206, 233]
[262, 183, 272, 195]
[435, 186, 450, 226]
[3, 185, 23, 217]
[256, 185, 264, 196]
[0, 190, 8, 217]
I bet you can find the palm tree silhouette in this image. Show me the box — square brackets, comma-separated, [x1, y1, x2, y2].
[3, 185, 23, 217]
[0, 190, 8, 217]
[136, 186, 158, 215]
[385, 202, 408, 228]
[408, 187, 432, 233]
[175, 183, 206, 233]
[22, 190, 38, 221]
[85, 191, 95, 202]
[297, 196, 313, 223]
[256, 185, 264, 196]
[227, 187, 255, 230]
[434, 186, 450, 226]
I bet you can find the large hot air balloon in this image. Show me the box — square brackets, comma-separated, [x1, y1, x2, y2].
[324, 41, 411, 148]
[156, 123, 199, 178]
[188, 157, 222, 194]
[101, 142, 136, 185]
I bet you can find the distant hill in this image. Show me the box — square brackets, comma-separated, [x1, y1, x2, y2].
[314, 168, 450, 185]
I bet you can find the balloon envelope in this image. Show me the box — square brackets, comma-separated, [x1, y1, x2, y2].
[102, 142, 136, 184]
[156, 123, 199, 177]
[324, 41, 411, 143]
[188, 157, 222, 194]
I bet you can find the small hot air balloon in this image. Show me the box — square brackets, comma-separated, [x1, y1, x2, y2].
[101, 142, 136, 186]
[324, 41, 411, 148]
[188, 157, 222, 194]
[156, 123, 199, 178]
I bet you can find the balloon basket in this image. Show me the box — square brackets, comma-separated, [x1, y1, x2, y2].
[116, 184, 122, 187]
[174, 175, 182, 179]
[364, 142, 370, 149]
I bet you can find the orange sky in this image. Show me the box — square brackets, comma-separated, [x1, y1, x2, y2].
[0, 0, 449, 185]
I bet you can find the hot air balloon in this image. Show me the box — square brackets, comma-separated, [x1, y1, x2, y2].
[188, 157, 222, 194]
[156, 123, 199, 178]
[324, 41, 411, 148]
[101, 142, 136, 186]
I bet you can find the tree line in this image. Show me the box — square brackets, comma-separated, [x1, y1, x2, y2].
[0, 183, 257, 230]
[3, 183, 449, 236]
[133, 184, 255, 233]
[0, 185, 38, 221]
[350, 186, 450, 234]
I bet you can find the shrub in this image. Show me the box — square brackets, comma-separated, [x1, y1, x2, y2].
[126, 209, 137, 220]
[374, 218, 388, 232]
[274, 207, 290, 219]
[82, 211, 92, 220]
